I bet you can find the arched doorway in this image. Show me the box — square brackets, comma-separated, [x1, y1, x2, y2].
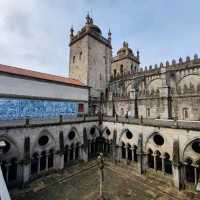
[155, 151, 162, 171]
[148, 149, 154, 169]
[91, 139, 95, 157]
[133, 145, 138, 162]
[127, 144, 132, 161]
[0, 139, 19, 187]
[75, 143, 79, 160]
[48, 149, 54, 169]
[8, 158, 17, 183]
[185, 158, 195, 184]
[64, 145, 68, 166]
[164, 153, 172, 174]
[40, 151, 46, 171]
[31, 152, 39, 175]
[121, 142, 126, 159]
[108, 140, 112, 154]
[95, 136, 106, 154]
[70, 143, 74, 161]
[104, 139, 108, 154]
[1, 158, 18, 187]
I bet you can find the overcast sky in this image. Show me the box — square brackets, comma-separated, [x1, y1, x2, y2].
[0, 0, 200, 77]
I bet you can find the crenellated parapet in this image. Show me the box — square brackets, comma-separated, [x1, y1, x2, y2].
[110, 54, 200, 82]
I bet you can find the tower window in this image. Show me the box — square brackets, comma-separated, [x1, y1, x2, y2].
[73, 56, 76, 63]
[183, 108, 189, 120]
[114, 69, 117, 77]
[131, 64, 133, 71]
[146, 108, 150, 117]
[99, 73, 102, 80]
[79, 52, 82, 60]
[120, 64, 123, 74]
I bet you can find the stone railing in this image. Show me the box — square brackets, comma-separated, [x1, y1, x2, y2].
[103, 116, 200, 130]
[0, 115, 99, 129]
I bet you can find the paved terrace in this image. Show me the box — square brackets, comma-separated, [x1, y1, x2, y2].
[0, 115, 98, 129]
[103, 116, 200, 131]
[0, 115, 200, 131]
[11, 160, 200, 200]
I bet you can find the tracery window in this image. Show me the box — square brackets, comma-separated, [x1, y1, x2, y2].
[120, 64, 123, 74]
[183, 108, 189, 120]
[146, 108, 150, 117]
[79, 52, 82, 60]
[114, 69, 117, 77]
[73, 56, 76, 63]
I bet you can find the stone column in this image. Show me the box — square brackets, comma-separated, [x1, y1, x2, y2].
[112, 143, 116, 163]
[119, 145, 122, 161]
[107, 143, 110, 153]
[115, 145, 119, 162]
[131, 147, 135, 162]
[172, 140, 182, 190]
[88, 141, 91, 157]
[37, 155, 41, 174]
[110, 141, 113, 155]
[194, 165, 198, 185]
[92, 142, 97, 156]
[73, 147, 76, 161]
[45, 152, 49, 171]
[125, 144, 128, 164]
[67, 148, 71, 164]
[142, 152, 148, 173]
[54, 151, 64, 170]
[172, 162, 182, 190]
[153, 153, 157, 171]
[137, 150, 146, 175]
[78, 145, 81, 160]
[82, 144, 88, 162]
[107, 142, 109, 153]
[19, 161, 29, 186]
[5, 162, 11, 184]
[15, 159, 30, 186]
[161, 155, 165, 174]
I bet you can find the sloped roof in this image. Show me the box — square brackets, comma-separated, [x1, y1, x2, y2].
[0, 64, 87, 88]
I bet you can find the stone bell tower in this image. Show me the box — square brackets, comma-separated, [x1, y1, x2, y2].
[69, 14, 112, 111]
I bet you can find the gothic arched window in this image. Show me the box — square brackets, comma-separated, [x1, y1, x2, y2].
[79, 52, 82, 60]
[73, 56, 76, 63]
[120, 65, 123, 74]
[183, 108, 189, 120]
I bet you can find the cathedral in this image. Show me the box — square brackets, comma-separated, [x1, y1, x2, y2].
[0, 14, 200, 197]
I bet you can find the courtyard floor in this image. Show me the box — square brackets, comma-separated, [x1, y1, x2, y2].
[11, 160, 200, 200]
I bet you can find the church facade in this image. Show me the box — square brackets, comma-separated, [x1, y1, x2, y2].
[0, 15, 199, 191]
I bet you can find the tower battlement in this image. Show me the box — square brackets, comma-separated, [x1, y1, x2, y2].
[110, 53, 200, 81]
[69, 14, 111, 48]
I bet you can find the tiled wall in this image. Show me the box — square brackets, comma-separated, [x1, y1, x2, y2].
[0, 98, 77, 120]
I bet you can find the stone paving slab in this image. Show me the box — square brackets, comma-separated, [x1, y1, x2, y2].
[11, 161, 200, 200]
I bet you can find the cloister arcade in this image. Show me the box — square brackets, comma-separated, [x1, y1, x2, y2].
[0, 123, 200, 191]
[102, 125, 200, 189]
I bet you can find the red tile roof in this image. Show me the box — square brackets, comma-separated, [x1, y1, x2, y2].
[0, 64, 86, 87]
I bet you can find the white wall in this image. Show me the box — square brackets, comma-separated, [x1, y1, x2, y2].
[0, 74, 89, 102]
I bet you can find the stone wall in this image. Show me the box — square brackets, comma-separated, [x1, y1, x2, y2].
[0, 74, 89, 102]
[108, 55, 200, 121]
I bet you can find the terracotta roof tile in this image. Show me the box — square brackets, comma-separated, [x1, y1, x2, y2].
[0, 64, 86, 87]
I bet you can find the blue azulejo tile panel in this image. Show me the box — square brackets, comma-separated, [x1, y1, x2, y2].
[0, 98, 77, 120]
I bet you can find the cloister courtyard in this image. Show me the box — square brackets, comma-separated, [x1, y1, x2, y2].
[11, 160, 199, 200]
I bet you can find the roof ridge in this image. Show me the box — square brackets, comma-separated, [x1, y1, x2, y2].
[0, 64, 86, 87]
